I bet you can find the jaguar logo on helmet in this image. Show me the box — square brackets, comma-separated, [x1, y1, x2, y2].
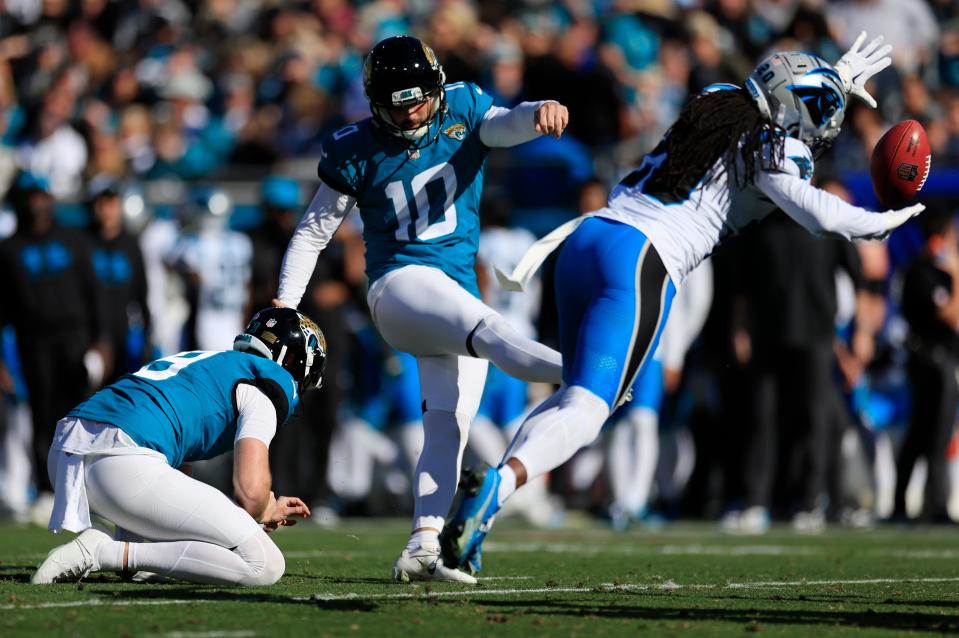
[422, 43, 438, 68]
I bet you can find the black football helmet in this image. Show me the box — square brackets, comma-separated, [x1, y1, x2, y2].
[363, 35, 447, 146]
[233, 307, 327, 391]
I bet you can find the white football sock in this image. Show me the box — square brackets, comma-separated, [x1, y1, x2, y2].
[406, 529, 439, 551]
[95, 539, 127, 571]
[412, 410, 470, 531]
[508, 386, 610, 481]
[101, 531, 284, 586]
[497, 464, 517, 504]
[618, 408, 659, 514]
[468, 314, 562, 384]
[608, 422, 634, 512]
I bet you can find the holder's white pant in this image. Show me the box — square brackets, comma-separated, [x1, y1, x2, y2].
[84, 454, 284, 586]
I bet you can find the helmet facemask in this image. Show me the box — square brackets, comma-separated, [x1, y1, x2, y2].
[363, 36, 448, 149]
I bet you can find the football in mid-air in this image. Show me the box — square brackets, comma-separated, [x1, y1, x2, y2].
[870, 119, 931, 208]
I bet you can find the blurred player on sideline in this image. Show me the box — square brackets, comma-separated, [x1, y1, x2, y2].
[274, 36, 568, 583]
[32, 308, 325, 586]
[168, 187, 252, 351]
[442, 34, 926, 573]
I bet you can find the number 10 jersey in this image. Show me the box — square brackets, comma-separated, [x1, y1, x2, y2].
[317, 82, 495, 297]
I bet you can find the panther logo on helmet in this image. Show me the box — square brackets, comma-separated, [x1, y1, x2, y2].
[745, 52, 848, 155]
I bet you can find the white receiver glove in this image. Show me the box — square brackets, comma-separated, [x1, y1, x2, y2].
[868, 203, 925, 240]
[834, 31, 893, 109]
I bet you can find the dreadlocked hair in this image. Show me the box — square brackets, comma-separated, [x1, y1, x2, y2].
[642, 88, 785, 202]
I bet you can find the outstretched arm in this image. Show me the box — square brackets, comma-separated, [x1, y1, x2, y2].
[479, 101, 569, 147]
[755, 169, 923, 241]
[275, 182, 356, 308]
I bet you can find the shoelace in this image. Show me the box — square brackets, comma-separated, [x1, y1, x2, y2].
[62, 538, 95, 581]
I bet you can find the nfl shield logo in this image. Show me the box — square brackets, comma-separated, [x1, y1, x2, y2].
[897, 163, 918, 182]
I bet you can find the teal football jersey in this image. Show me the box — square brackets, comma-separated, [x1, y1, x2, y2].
[68, 351, 299, 468]
[317, 82, 495, 296]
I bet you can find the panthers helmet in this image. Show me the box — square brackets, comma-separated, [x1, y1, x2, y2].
[745, 52, 847, 155]
[363, 35, 447, 145]
[233, 307, 327, 391]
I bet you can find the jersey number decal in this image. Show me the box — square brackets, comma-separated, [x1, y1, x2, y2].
[134, 351, 218, 381]
[386, 163, 458, 241]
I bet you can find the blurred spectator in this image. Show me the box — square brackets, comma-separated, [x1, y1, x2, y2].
[85, 176, 151, 383]
[16, 70, 88, 199]
[0, 172, 108, 507]
[248, 175, 302, 312]
[735, 211, 864, 532]
[827, 0, 938, 76]
[894, 208, 959, 523]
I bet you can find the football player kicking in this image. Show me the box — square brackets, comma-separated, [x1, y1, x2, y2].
[274, 36, 568, 584]
[441, 33, 925, 573]
[32, 308, 325, 586]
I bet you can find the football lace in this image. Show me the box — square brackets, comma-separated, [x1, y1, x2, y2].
[917, 154, 931, 191]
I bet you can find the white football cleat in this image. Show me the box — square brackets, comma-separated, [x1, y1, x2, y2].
[391, 542, 476, 584]
[32, 527, 111, 584]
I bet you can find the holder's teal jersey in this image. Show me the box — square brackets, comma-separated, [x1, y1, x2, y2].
[318, 82, 494, 297]
[68, 351, 299, 468]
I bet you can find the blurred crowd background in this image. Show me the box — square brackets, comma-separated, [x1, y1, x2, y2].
[3, 0, 959, 533]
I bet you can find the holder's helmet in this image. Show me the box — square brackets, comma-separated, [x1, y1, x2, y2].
[233, 307, 327, 391]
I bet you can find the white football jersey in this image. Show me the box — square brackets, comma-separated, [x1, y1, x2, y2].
[169, 227, 252, 350]
[479, 226, 539, 339]
[596, 136, 814, 285]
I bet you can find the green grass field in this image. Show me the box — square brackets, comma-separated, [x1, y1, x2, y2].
[2, 519, 959, 636]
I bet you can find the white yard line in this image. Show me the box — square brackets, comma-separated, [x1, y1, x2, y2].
[476, 576, 534, 581]
[304, 587, 595, 602]
[305, 576, 959, 602]
[5, 576, 959, 610]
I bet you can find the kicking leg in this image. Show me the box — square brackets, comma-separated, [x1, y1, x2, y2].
[369, 265, 561, 384]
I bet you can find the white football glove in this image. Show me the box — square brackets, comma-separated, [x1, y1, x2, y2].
[834, 31, 893, 109]
[871, 203, 925, 240]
